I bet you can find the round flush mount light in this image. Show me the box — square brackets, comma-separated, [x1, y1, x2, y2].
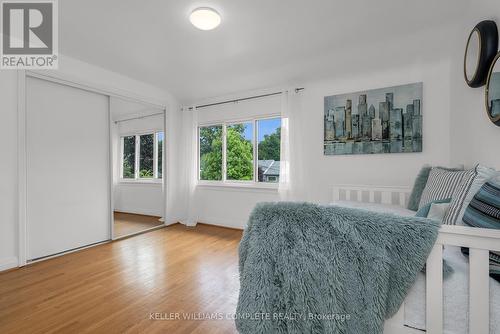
[189, 7, 221, 30]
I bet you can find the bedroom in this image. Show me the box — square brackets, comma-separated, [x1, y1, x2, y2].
[0, 0, 500, 333]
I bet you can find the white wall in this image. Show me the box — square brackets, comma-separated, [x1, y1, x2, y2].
[192, 188, 280, 228]
[450, 0, 500, 170]
[185, 57, 453, 229]
[112, 113, 164, 217]
[0, 55, 181, 270]
[299, 59, 453, 203]
[0, 71, 20, 271]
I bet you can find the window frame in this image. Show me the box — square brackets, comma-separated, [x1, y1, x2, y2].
[197, 114, 281, 189]
[119, 129, 164, 183]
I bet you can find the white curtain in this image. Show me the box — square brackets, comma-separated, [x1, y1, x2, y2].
[279, 89, 306, 201]
[184, 107, 199, 226]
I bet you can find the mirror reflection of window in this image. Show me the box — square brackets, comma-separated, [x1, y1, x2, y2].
[139, 134, 154, 178]
[157, 131, 164, 179]
[122, 136, 136, 178]
[112, 97, 165, 239]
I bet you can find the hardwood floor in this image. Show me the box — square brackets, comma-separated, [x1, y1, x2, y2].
[0, 224, 243, 334]
[113, 212, 164, 238]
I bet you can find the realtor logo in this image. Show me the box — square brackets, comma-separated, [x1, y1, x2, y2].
[1, 0, 58, 69]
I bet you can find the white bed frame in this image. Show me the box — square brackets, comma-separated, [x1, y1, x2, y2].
[332, 184, 500, 334]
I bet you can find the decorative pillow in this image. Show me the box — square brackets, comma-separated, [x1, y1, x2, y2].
[442, 167, 478, 225]
[407, 165, 432, 211]
[427, 202, 451, 222]
[456, 165, 498, 225]
[463, 181, 500, 229]
[418, 167, 470, 209]
[461, 181, 500, 282]
[415, 198, 451, 218]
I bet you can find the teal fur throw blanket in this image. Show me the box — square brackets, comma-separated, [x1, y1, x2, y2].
[236, 202, 441, 334]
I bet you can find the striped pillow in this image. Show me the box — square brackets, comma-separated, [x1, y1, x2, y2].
[462, 181, 500, 282]
[418, 168, 470, 209]
[442, 167, 477, 225]
[463, 181, 500, 228]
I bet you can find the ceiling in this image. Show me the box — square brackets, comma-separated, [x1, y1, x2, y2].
[60, 0, 466, 103]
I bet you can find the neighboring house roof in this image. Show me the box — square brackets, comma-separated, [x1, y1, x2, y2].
[258, 160, 280, 176]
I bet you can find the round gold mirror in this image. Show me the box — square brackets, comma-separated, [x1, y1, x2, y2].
[465, 29, 481, 83]
[464, 20, 498, 88]
[485, 52, 500, 126]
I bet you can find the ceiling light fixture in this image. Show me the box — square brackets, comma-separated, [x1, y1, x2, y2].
[189, 7, 221, 30]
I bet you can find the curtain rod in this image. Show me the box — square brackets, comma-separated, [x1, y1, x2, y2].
[184, 87, 304, 111]
[114, 111, 164, 124]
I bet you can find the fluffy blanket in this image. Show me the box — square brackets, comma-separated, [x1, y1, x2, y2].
[236, 202, 441, 334]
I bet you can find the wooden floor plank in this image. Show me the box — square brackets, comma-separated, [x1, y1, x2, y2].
[113, 212, 163, 238]
[0, 224, 242, 334]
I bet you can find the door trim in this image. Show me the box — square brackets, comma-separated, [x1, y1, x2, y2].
[17, 70, 27, 266]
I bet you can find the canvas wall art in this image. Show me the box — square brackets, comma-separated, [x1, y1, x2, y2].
[324, 82, 423, 155]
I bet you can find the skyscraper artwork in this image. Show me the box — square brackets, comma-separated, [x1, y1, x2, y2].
[324, 83, 423, 155]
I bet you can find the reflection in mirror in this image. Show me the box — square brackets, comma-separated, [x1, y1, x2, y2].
[465, 30, 480, 82]
[110, 97, 165, 238]
[487, 55, 500, 121]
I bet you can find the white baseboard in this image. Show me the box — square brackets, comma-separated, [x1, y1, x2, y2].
[113, 208, 163, 217]
[194, 217, 246, 230]
[176, 216, 245, 230]
[0, 256, 18, 272]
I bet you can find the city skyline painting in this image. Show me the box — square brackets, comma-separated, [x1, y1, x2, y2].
[324, 82, 423, 155]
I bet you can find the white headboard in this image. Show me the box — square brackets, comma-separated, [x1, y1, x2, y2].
[332, 184, 411, 208]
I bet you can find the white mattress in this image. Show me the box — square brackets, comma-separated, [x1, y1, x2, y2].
[331, 200, 500, 334]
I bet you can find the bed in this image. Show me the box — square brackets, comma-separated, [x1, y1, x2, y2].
[332, 186, 500, 334]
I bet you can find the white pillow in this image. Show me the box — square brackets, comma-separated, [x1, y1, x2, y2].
[427, 202, 451, 222]
[456, 165, 498, 226]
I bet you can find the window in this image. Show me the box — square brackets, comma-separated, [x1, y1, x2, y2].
[257, 118, 281, 183]
[226, 122, 253, 181]
[199, 125, 223, 181]
[198, 117, 281, 185]
[121, 131, 164, 181]
[157, 132, 164, 178]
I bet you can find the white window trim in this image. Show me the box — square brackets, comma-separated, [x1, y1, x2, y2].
[197, 115, 281, 189]
[119, 129, 164, 183]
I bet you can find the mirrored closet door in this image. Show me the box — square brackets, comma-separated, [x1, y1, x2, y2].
[110, 97, 166, 239]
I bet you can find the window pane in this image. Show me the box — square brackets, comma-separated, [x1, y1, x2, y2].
[139, 134, 154, 178]
[122, 136, 135, 179]
[257, 118, 281, 183]
[157, 132, 164, 179]
[199, 125, 223, 181]
[226, 123, 254, 181]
